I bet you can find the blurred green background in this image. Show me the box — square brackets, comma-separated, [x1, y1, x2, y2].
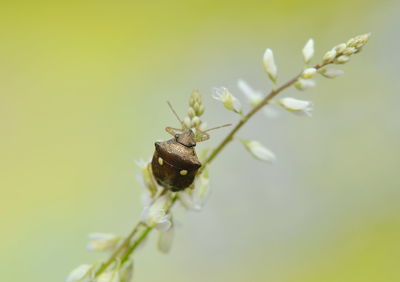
[1, 0, 399, 281]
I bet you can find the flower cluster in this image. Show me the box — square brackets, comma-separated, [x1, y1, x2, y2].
[184, 90, 206, 131]
[212, 33, 370, 162]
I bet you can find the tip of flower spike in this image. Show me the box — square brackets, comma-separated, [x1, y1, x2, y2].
[294, 78, 316, 91]
[347, 33, 371, 49]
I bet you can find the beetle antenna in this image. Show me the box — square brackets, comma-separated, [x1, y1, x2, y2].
[204, 123, 232, 132]
[167, 101, 183, 125]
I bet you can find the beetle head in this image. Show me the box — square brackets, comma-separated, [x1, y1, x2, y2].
[175, 130, 196, 147]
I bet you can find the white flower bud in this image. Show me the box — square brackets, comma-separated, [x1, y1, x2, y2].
[158, 223, 175, 253]
[66, 264, 93, 282]
[302, 67, 317, 78]
[193, 102, 201, 114]
[240, 140, 276, 162]
[323, 49, 337, 64]
[319, 68, 344, 78]
[135, 160, 158, 196]
[97, 270, 120, 282]
[347, 33, 371, 49]
[187, 107, 195, 118]
[190, 90, 201, 105]
[294, 78, 316, 90]
[302, 38, 314, 64]
[198, 104, 205, 116]
[335, 55, 350, 64]
[342, 47, 357, 56]
[278, 97, 313, 116]
[183, 116, 192, 129]
[212, 87, 242, 114]
[141, 195, 171, 231]
[191, 116, 201, 128]
[87, 233, 120, 252]
[334, 43, 347, 53]
[263, 48, 278, 83]
[237, 79, 263, 106]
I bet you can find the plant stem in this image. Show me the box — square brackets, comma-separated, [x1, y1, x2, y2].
[120, 226, 152, 264]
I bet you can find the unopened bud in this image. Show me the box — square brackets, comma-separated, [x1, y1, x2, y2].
[323, 50, 337, 64]
[302, 67, 317, 78]
[335, 55, 350, 64]
[334, 43, 347, 53]
[187, 107, 196, 118]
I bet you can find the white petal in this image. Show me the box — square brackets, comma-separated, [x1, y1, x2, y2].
[335, 55, 350, 64]
[323, 49, 337, 63]
[231, 95, 242, 113]
[334, 43, 347, 53]
[279, 97, 313, 117]
[135, 160, 158, 195]
[155, 215, 172, 231]
[237, 79, 263, 106]
[302, 39, 314, 63]
[66, 264, 93, 282]
[241, 140, 276, 162]
[183, 116, 192, 129]
[319, 68, 344, 78]
[302, 67, 317, 78]
[178, 191, 194, 210]
[141, 195, 171, 230]
[212, 87, 242, 114]
[87, 233, 120, 252]
[263, 48, 278, 82]
[158, 224, 175, 253]
[179, 171, 210, 211]
[141, 192, 152, 207]
[97, 271, 120, 282]
[280, 97, 310, 110]
[294, 78, 316, 90]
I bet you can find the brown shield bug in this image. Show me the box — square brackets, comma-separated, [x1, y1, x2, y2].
[151, 102, 229, 192]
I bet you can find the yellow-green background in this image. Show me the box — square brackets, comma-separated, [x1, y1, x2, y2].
[1, 0, 399, 281]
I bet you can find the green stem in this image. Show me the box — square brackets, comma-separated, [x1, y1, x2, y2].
[120, 226, 152, 264]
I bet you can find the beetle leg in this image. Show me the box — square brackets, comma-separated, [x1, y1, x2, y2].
[165, 127, 184, 136]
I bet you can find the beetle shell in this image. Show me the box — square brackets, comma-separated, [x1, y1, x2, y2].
[151, 138, 201, 191]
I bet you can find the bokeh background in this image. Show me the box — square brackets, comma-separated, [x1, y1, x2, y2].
[1, 0, 399, 281]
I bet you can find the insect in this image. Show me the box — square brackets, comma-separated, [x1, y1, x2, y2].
[151, 102, 229, 192]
